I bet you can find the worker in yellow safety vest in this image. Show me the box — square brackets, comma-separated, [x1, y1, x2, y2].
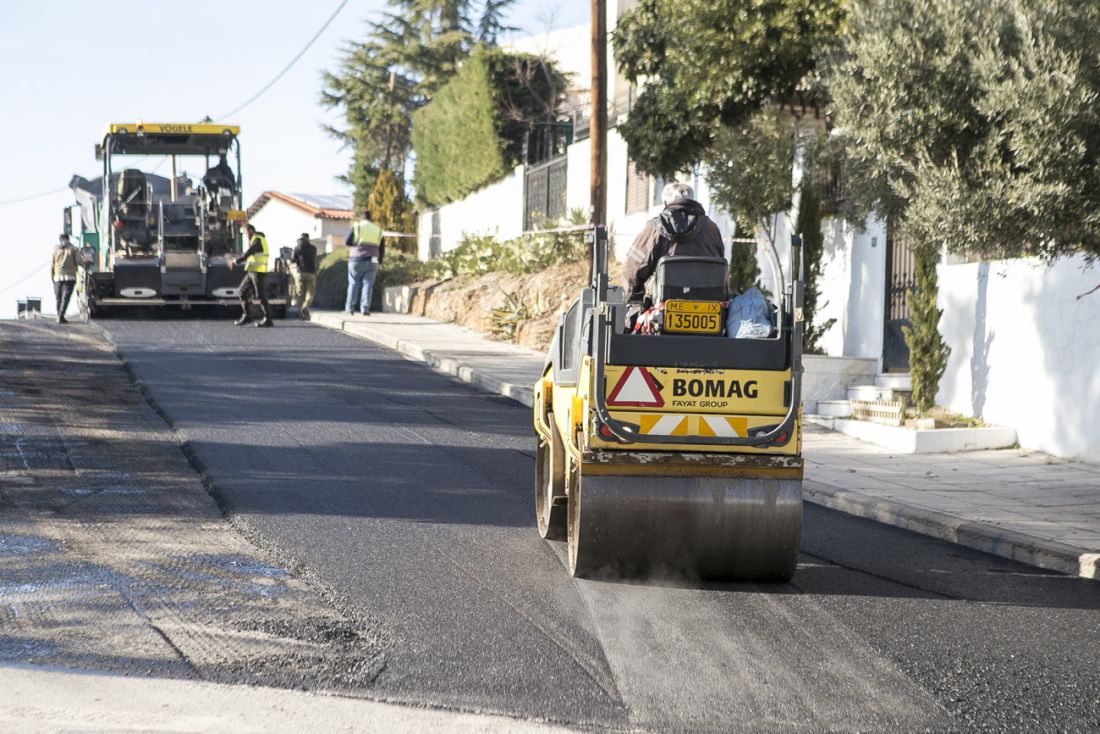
[345, 209, 385, 316]
[234, 223, 273, 327]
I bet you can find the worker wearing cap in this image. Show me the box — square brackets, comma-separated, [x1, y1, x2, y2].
[345, 208, 384, 316]
[234, 223, 273, 327]
[51, 234, 82, 324]
[290, 232, 317, 320]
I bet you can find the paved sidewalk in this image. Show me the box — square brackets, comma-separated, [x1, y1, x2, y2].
[313, 310, 1100, 580]
[0, 664, 567, 733]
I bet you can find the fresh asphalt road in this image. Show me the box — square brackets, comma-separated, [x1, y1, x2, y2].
[100, 319, 1100, 732]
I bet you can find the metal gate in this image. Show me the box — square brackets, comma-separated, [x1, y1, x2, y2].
[524, 156, 567, 230]
[882, 224, 915, 372]
[429, 210, 442, 259]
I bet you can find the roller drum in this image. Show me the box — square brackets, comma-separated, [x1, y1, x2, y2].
[568, 474, 802, 581]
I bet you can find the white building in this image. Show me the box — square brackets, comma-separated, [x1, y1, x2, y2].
[246, 191, 354, 256]
[416, 19, 1100, 463]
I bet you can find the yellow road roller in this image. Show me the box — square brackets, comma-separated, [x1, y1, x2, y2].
[533, 227, 805, 580]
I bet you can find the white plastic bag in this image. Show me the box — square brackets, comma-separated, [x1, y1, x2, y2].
[726, 287, 774, 339]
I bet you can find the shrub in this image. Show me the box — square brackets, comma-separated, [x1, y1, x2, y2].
[314, 248, 349, 309]
[433, 223, 588, 279]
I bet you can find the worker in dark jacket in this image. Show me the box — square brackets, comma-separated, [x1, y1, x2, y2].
[290, 233, 317, 320]
[234, 223, 273, 327]
[621, 181, 725, 304]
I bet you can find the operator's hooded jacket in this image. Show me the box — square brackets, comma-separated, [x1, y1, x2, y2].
[621, 199, 724, 301]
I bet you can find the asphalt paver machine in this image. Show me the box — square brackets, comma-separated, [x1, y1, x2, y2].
[68, 122, 288, 317]
[533, 227, 805, 580]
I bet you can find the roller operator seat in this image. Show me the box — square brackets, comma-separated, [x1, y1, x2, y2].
[653, 255, 729, 302]
[116, 169, 150, 220]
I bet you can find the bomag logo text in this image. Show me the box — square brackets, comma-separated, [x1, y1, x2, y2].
[671, 378, 758, 399]
[158, 124, 194, 133]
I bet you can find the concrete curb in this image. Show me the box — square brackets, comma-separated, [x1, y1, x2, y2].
[805, 482, 1097, 580]
[312, 313, 536, 407]
[310, 311, 1097, 581]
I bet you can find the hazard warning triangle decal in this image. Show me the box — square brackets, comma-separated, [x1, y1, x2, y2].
[607, 367, 665, 407]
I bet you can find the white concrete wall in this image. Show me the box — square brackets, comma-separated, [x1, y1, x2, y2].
[802, 354, 877, 413]
[605, 129, 654, 263]
[937, 253, 1100, 463]
[565, 137, 591, 217]
[815, 217, 887, 364]
[416, 165, 525, 260]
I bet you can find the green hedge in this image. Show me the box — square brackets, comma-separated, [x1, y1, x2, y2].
[412, 45, 566, 207]
[314, 248, 350, 309]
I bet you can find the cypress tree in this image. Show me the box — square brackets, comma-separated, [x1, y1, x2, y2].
[367, 168, 417, 252]
[902, 244, 950, 411]
[794, 183, 834, 352]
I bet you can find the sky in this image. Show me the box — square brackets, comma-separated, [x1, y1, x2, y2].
[0, 0, 587, 318]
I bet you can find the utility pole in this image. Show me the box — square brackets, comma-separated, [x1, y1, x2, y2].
[382, 69, 398, 172]
[590, 0, 607, 226]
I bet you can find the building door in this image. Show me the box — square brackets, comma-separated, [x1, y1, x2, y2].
[882, 222, 915, 372]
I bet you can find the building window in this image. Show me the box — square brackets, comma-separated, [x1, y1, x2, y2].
[652, 174, 666, 207]
[625, 160, 649, 214]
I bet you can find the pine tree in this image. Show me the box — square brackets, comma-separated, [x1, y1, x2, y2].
[902, 244, 950, 411]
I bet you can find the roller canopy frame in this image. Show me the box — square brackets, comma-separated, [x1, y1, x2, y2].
[582, 227, 806, 449]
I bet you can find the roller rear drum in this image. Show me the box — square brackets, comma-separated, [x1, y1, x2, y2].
[568, 470, 801, 581]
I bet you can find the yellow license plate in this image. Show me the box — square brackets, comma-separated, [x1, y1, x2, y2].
[226, 209, 247, 222]
[664, 300, 722, 334]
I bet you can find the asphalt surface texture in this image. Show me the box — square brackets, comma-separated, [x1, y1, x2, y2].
[98, 318, 1100, 732]
[0, 322, 384, 693]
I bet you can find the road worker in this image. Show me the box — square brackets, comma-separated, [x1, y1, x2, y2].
[345, 208, 384, 316]
[234, 223, 273, 327]
[51, 234, 82, 324]
[291, 232, 317, 320]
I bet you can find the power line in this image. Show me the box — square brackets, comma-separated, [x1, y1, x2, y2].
[0, 264, 48, 298]
[0, 188, 68, 207]
[217, 0, 352, 120]
[5, 2, 350, 212]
